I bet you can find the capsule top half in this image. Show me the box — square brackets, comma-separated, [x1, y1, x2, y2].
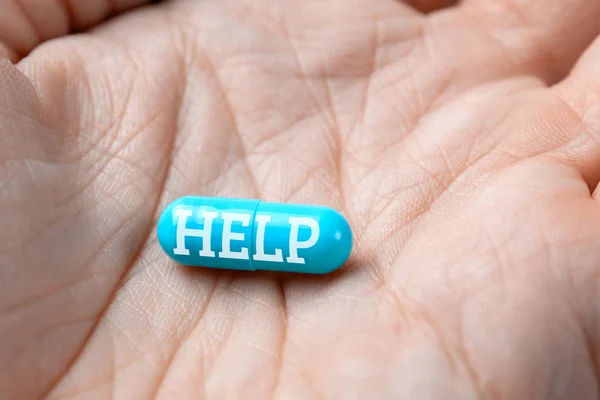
[157, 196, 353, 274]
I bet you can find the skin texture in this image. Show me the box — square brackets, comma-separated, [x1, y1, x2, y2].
[2, 0, 600, 398]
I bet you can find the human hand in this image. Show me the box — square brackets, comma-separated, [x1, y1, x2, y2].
[2, 0, 600, 398]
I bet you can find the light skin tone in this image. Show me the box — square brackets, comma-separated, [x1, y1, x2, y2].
[2, 0, 600, 398]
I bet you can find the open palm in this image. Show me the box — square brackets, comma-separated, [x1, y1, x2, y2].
[3, 0, 600, 398]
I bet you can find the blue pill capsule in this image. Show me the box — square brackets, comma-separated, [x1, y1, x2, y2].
[157, 196, 353, 274]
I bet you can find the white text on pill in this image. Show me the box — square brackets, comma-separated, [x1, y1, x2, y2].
[172, 209, 320, 264]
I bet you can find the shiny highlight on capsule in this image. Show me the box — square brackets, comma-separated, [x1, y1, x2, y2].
[157, 196, 353, 274]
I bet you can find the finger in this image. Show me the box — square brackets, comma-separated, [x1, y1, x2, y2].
[550, 35, 600, 192]
[456, 0, 600, 84]
[0, 43, 18, 62]
[0, 0, 151, 59]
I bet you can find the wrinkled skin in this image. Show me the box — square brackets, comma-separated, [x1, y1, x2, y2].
[2, 0, 600, 398]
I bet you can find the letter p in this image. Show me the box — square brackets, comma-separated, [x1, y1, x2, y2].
[286, 217, 320, 264]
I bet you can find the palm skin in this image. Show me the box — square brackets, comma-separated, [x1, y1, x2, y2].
[2, 0, 600, 398]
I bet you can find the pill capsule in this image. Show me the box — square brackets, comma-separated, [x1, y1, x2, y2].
[157, 196, 353, 274]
